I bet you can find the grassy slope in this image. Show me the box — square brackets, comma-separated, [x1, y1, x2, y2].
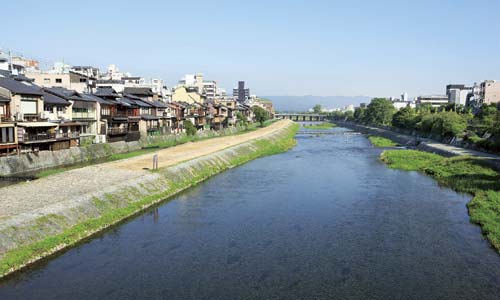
[381, 149, 500, 251]
[368, 136, 399, 147]
[0, 123, 299, 278]
[35, 120, 278, 179]
[303, 123, 336, 130]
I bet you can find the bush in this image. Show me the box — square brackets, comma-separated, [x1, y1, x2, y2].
[183, 120, 197, 136]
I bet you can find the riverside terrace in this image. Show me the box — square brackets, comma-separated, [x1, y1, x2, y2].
[276, 113, 327, 122]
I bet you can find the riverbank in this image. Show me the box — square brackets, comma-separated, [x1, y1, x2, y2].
[303, 122, 336, 130]
[0, 121, 278, 178]
[0, 120, 298, 279]
[381, 149, 500, 253]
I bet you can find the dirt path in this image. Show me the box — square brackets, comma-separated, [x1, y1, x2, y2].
[110, 120, 292, 170]
[0, 120, 292, 220]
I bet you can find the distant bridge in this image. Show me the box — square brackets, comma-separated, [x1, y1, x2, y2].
[276, 113, 328, 122]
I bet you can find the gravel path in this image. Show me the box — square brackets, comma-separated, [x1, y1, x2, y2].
[0, 120, 291, 222]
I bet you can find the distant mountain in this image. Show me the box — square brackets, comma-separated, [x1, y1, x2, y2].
[262, 95, 372, 112]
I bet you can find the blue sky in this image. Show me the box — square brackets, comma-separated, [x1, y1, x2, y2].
[2, 0, 499, 98]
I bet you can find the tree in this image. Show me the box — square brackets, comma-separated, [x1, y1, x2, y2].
[364, 98, 395, 126]
[392, 106, 416, 129]
[313, 104, 322, 114]
[183, 120, 197, 136]
[353, 107, 366, 122]
[236, 112, 248, 127]
[252, 106, 269, 126]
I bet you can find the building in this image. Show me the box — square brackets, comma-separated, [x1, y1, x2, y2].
[26, 70, 95, 93]
[401, 92, 408, 102]
[480, 80, 500, 104]
[233, 81, 250, 103]
[172, 86, 206, 104]
[446, 84, 472, 106]
[71, 66, 100, 79]
[416, 95, 449, 107]
[203, 80, 217, 102]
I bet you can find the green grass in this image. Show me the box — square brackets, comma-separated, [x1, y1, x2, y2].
[368, 136, 399, 147]
[381, 149, 500, 252]
[31, 120, 280, 179]
[0, 122, 299, 278]
[303, 122, 336, 129]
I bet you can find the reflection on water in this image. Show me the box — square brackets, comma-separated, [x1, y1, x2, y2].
[1, 127, 500, 300]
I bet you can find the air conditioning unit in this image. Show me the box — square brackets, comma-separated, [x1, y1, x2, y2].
[16, 112, 24, 121]
[57, 111, 65, 118]
[40, 112, 47, 119]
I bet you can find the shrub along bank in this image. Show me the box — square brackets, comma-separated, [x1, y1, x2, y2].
[0, 122, 299, 279]
[368, 136, 399, 147]
[380, 149, 500, 252]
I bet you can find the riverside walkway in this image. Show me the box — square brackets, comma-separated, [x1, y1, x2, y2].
[0, 120, 292, 223]
[338, 121, 500, 162]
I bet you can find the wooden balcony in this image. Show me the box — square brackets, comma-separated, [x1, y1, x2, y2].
[108, 128, 128, 135]
[0, 114, 11, 122]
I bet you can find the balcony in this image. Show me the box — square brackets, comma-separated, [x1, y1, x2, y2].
[22, 133, 56, 142]
[56, 132, 80, 139]
[0, 114, 11, 122]
[108, 128, 128, 135]
[72, 111, 96, 120]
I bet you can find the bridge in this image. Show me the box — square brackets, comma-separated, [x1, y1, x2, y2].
[276, 113, 328, 122]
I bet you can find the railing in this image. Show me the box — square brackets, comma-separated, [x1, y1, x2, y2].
[147, 126, 160, 132]
[23, 133, 56, 142]
[108, 128, 128, 135]
[114, 111, 139, 117]
[0, 114, 11, 122]
[56, 132, 80, 139]
[72, 112, 95, 119]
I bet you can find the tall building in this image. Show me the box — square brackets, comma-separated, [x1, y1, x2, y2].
[203, 80, 217, 102]
[446, 84, 472, 106]
[233, 81, 250, 103]
[480, 80, 500, 104]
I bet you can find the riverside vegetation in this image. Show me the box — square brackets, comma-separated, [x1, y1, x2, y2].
[303, 122, 336, 130]
[0, 122, 299, 278]
[381, 148, 500, 252]
[368, 136, 399, 147]
[331, 98, 500, 153]
[33, 120, 277, 179]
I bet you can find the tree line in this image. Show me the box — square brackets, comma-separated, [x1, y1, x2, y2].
[330, 98, 500, 152]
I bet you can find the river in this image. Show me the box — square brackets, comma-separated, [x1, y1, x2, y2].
[1, 126, 500, 299]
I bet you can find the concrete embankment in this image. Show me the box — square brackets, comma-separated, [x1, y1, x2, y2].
[0, 127, 244, 177]
[0, 120, 298, 278]
[337, 121, 500, 170]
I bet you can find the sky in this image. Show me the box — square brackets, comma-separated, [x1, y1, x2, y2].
[2, 0, 500, 98]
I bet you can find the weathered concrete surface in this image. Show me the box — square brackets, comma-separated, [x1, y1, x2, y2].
[0, 120, 295, 277]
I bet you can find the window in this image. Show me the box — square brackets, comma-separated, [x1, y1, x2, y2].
[44, 105, 53, 112]
[73, 107, 89, 113]
[101, 106, 111, 116]
[43, 78, 50, 84]
[79, 78, 87, 83]
[57, 106, 65, 112]
[0, 127, 15, 144]
[21, 98, 38, 114]
[55, 78, 62, 83]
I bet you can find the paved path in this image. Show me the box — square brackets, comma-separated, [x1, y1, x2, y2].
[339, 121, 500, 162]
[0, 120, 292, 221]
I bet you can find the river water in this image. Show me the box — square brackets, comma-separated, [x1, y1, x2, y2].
[1, 126, 500, 299]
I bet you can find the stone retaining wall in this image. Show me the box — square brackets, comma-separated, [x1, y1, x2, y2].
[0, 121, 297, 278]
[0, 126, 246, 177]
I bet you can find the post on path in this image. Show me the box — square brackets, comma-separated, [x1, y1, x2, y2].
[153, 154, 159, 170]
